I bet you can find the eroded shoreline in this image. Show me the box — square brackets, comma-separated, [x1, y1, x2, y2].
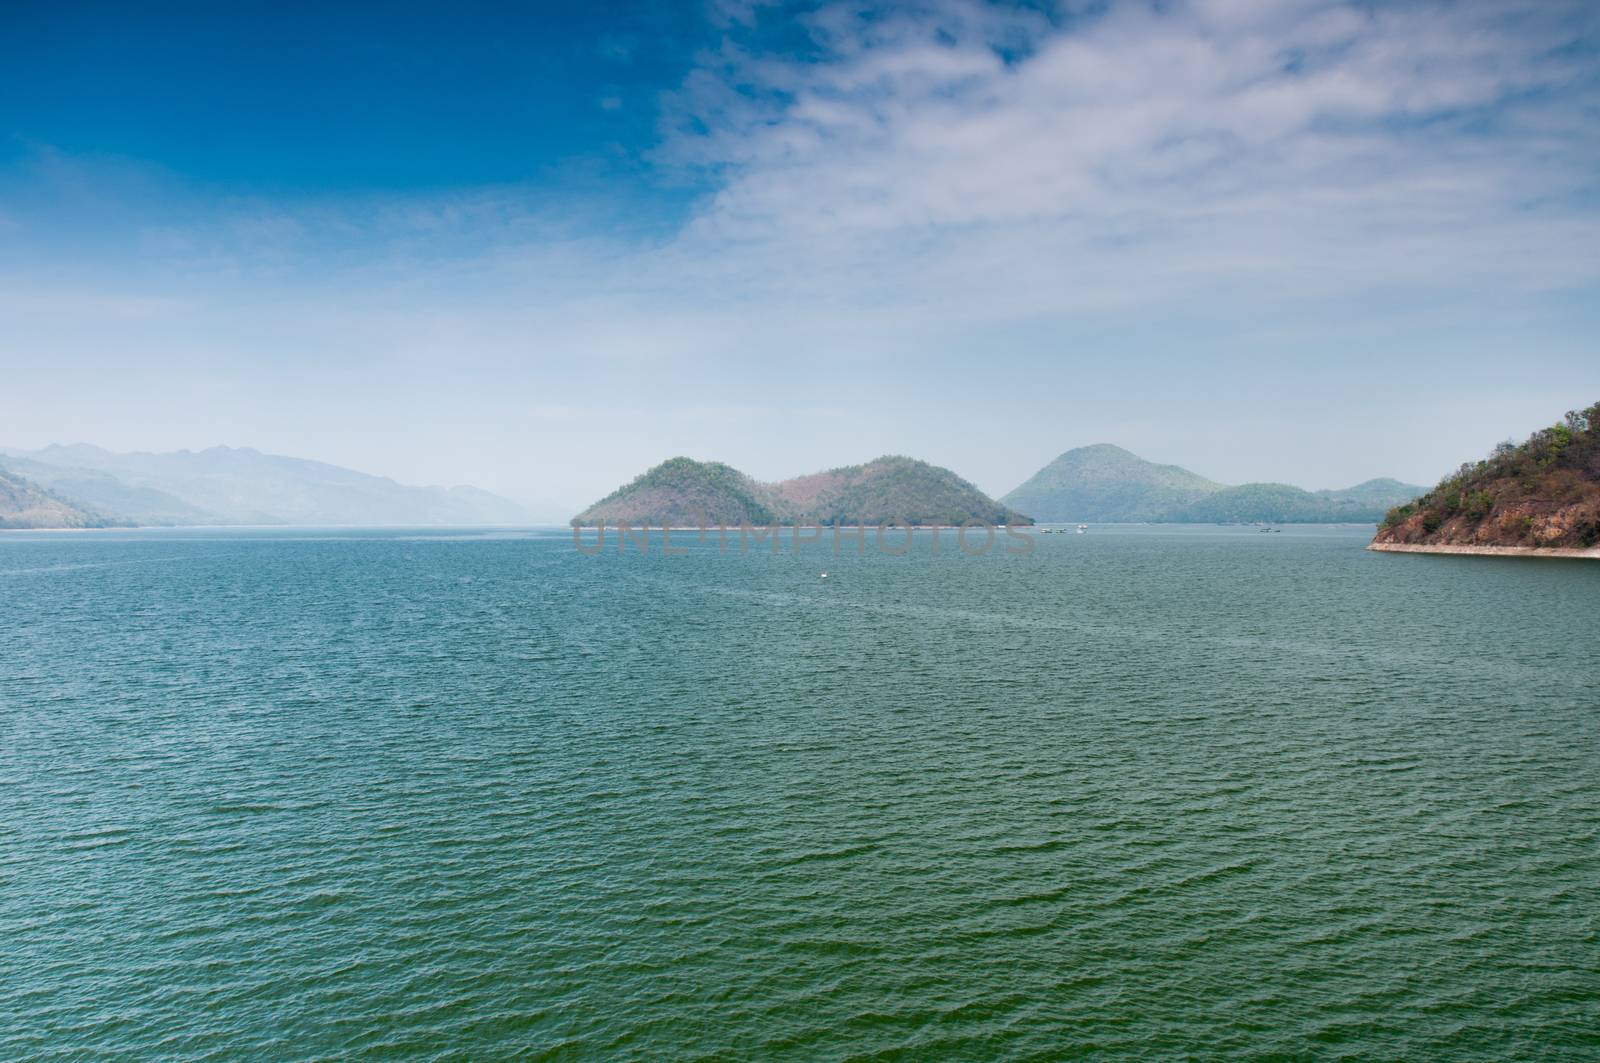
[1369, 541, 1600, 560]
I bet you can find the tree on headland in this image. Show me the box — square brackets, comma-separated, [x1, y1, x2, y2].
[1377, 401, 1600, 549]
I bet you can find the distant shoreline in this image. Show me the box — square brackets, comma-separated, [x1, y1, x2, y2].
[1369, 542, 1600, 560]
[4, 521, 1383, 534]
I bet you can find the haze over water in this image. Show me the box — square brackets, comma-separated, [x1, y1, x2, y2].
[3, 525, 1597, 1059]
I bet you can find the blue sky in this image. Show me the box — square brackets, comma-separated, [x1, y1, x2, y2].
[2, 0, 1598, 517]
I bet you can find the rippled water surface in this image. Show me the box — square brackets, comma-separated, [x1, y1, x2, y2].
[3, 525, 1598, 1060]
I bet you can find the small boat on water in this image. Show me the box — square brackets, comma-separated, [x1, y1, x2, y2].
[1076, 524, 1088, 534]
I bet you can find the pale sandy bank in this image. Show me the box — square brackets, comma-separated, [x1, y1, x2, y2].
[1369, 542, 1600, 560]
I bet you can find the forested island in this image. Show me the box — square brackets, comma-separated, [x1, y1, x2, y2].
[572, 455, 1029, 528]
[1371, 401, 1600, 558]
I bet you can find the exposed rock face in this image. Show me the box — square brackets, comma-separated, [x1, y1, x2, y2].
[1373, 401, 1600, 552]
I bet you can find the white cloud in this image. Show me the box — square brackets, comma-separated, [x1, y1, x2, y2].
[656, 0, 1600, 316]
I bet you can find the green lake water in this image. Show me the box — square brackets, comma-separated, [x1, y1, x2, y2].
[3, 525, 1597, 1059]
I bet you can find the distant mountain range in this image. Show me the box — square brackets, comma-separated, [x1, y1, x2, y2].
[0, 466, 124, 529]
[573, 455, 1029, 527]
[1002, 444, 1425, 523]
[3, 439, 1426, 532]
[0, 445, 529, 528]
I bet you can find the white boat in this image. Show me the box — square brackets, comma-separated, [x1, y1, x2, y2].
[1076, 524, 1088, 534]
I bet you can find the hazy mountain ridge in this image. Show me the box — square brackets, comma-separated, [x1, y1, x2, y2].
[1374, 401, 1600, 550]
[1003, 444, 1222, 522]
[573, 455, 1029, 527]
[1, 453, 223, 525]
[2, 444, 530, 527]
[0, 465, 126, 529]
[1003, 445, 1425, 523]
[1170, 481, 1426, 523]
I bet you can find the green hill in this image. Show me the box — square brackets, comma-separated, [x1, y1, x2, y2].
[1171, 481, 1425, 523]
[572, 458, 787, 527]
[775, 455, 1029, 527]
[1329, 478, 1424, 506]
[1003, 445, 1424, 523]
[573, 455, 1028, 527]
[1375, 401, 1600, 550]
[1002, 444, 1220, 522]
